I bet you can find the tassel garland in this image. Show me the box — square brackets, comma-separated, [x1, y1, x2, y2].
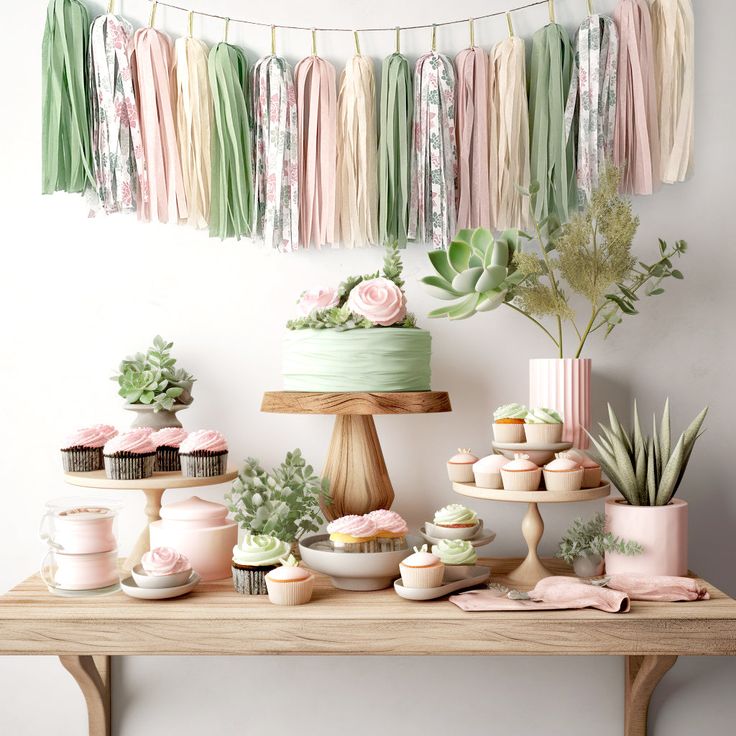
[614, 0, 660, 195]
[488, 36, 530, 230]
[131, 27, 188, 223]
[294, 55, 337, 248]
[565, 13, 619, 205]
[252, 55, 299, 251]
[42, 0, 93, 194]
[87, 13, 147, 214]
[651, 0, 694, 183]
[455, 46, 491, 230]
[529, 22, 577, 224]
[409, 51, 457, 249]
[174, 35, 212, 228]
[208, 42, 253, 240]
[336, 53, 378, 247]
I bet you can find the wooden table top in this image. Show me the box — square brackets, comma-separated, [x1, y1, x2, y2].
[1, 558, 734, 657]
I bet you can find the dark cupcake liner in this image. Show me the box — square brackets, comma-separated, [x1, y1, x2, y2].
[61, 447, 103, 473]
[231, 564, 276, 595]
[155, 446, 181, 472]
[103, 452, 156, 480]
[180, 451, 228, 478]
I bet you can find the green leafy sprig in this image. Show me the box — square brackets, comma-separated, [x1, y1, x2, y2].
[556, 513, 643, 565]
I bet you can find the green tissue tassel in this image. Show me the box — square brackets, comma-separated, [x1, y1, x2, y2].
[208, 42, 253, 240]
[41, 0, 93, 194]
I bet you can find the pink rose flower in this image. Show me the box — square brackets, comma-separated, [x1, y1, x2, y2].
[141, 547, 190, 576]
[347, 277, 407, 326]
[297, 287, 339, 315]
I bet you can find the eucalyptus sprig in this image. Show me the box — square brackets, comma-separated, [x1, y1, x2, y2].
[556, 513, 642, 565]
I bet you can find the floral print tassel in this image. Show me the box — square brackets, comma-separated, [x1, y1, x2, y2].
[131, 27, 188, 223]
[488, 35, 530, 230]
[651, 0, 695, 183]
[208, 42, 253, 240]
[336, 52, 378, 247]
[529, 22, 576, 224]
[564, 13, 619, 206]
[174, 35, 211, 229]
[294, 53, 336, 248]
[614, 0, 660, 195]
[252, 55, 299, 251]
[378, 52, 413, 247]
[409, 51, 457, 249]
[87, 12, 147, 215]
[42, 0, 93, 194]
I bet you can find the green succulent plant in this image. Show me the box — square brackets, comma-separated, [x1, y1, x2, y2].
[556, 513, 643, 565]
[112, 335, 195, 413]
[587, 400, 708, 507]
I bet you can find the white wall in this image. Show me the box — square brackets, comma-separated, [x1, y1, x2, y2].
[1, 1, 734, 734]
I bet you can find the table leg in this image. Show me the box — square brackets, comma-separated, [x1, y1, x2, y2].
[322, 415, 394, 520]
[59, 655, 111, 736]
[506, 502, 555, 587]
[125, 487, 165, 571]
[624, 655, 677, 736]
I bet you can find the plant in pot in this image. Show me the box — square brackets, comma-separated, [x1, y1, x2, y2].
[588, 400, 707, 576]
[225, 449, 331, 556]
[556, 513, 642, 578]
[112, 336, 195, 429]
[421, 167, 689, 447]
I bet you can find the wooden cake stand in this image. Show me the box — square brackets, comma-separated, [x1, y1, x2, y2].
[262, 391, 451, 519]
[64, 468, 238, 570]
[453, 481, 611, 586]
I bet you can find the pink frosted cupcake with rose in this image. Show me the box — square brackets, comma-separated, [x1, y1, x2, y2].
[61, 424, 118, 472]
[179, 430, 228, 477]
[150, 427, 188, 472]
[365, 509, 409, 551]
[326, 514, 379, 553]
[103, 428, 156, 480]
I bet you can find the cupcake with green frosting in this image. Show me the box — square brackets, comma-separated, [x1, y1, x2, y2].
[232, 534, 291, 595]
[426, 504, 481, 540]
[493, 403, 528, 443]
[431, 539, 478, 581]
[524, 407, 564, 444]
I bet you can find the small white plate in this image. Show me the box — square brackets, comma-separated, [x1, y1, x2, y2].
[120, 571, 200, 600]
[394, 566, 491, 601]
[418, 525, 496, 548]
[492, 441, 573, 465]
[47, 582, 120, 598]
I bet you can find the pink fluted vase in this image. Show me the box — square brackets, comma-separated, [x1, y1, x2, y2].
[529, 358, 591, 449]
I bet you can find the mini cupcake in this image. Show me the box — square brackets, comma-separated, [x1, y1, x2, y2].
[500, 453, 542, 491]
[365, 510, 409, 551]
[61, 425, 118, 472]
[431, 539, 478, 581]
[265, 554, 314, 605]
[326, 515, 378, 553]
[150, 428, 188, 472]
[426, 504, 481, 540]
[179, 430, 228, 477]
[399, 545, 445, 589]
[524, 407, 564, 444]
[103, 429, 156, 480]
[472, 454, 510, 489]
[446, 449, 479, 483]
[565, 449, 602, 488]
[492, 403, 528, 443]
[543, 452, 584, 492]
[232, 534, 291, 595]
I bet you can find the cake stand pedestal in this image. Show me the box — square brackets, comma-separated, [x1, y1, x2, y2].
[64, 468, 238, 570]
[262, 392, 451, 520]
[453, 482, 611, 586]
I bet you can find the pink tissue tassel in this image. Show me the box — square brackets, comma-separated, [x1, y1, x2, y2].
[130, 27, 188, 223]
[613, 0, 660, 195]
[454, 46, 490, 229]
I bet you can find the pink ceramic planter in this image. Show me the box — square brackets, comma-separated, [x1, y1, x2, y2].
[529, 358, 591, 449]
[604, 498, 688, 576]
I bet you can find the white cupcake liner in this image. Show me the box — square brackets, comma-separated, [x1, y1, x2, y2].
[523, 423, 563, 444]
[399, 563, 445, 589]
[473, 470, 503, 489]
[543, 468, 584, 492]
[492, 423, 526, 443]
[447, 463, 475, 483]
[581, 466, 602, 488]
[500, 467, 542, 491]
[266, 575, 314, 605]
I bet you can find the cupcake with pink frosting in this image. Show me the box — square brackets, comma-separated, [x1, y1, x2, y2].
[326, 514, 379, 553]
[150, 427, 188, 472]
[179, 430, 228, 478]
[565, 449, 602, 488]
[61, 424, 118, 472]
[103, 428, 156, 480]
[365, 509, 409, 551]
[265, 554, 314, 606]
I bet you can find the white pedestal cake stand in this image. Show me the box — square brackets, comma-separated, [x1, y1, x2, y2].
[452, 481, 611, 587]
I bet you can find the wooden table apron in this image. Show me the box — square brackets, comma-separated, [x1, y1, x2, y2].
[1, 557, 735, 736]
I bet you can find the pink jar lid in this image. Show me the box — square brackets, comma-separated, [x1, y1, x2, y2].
[159, 496, 229, 529]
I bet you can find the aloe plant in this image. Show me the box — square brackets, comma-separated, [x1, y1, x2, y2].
[587, 400, 707, 506]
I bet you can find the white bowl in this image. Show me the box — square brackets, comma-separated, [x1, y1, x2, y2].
[131, 564, 193, 589]
[424, 519, 483, 541]
[299, 534, 413, 590]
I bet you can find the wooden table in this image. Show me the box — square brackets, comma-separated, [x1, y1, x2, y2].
[1, 557, 734, 736]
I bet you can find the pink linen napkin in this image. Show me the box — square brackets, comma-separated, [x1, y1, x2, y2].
[605, 574, 710, 602]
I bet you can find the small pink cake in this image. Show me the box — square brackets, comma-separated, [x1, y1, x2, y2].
[365, 509, 409, 551]
[500, 453, 542, 492]
[327, 515, 379, 553]
[103, 429, 156, 480]
[543, 453, 584, 492]
[399, 545, 445, 589]
[61, 424, 118, 472]
[150, 427, 188, 472]
[179, 430, 228, 478]
[265, 555, 314, 605]
[565, 449, 602, 488]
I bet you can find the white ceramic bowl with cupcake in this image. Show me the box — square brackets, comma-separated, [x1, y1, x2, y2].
[472, 454, 510, 489]
[399, 545, 445, 589]
[103, 429, 157, 480]
[492, 403, 528, 443]
[426, 504, 482, 540]
[61, 425, 118, 473]
[179, 430, 229, 477]
[150, 428, 188, 472]
[232, 534, 291, 595]
[500, 453, 542, 491]
[446, 449, 479, 483]
[543, 453, 584, 492]
[431, 539, 478, 581]
[132, 547, 192, 589]
[565, 449, 602, 488]
[265, 555, 314, 605]
[524, 407, 564, 444]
